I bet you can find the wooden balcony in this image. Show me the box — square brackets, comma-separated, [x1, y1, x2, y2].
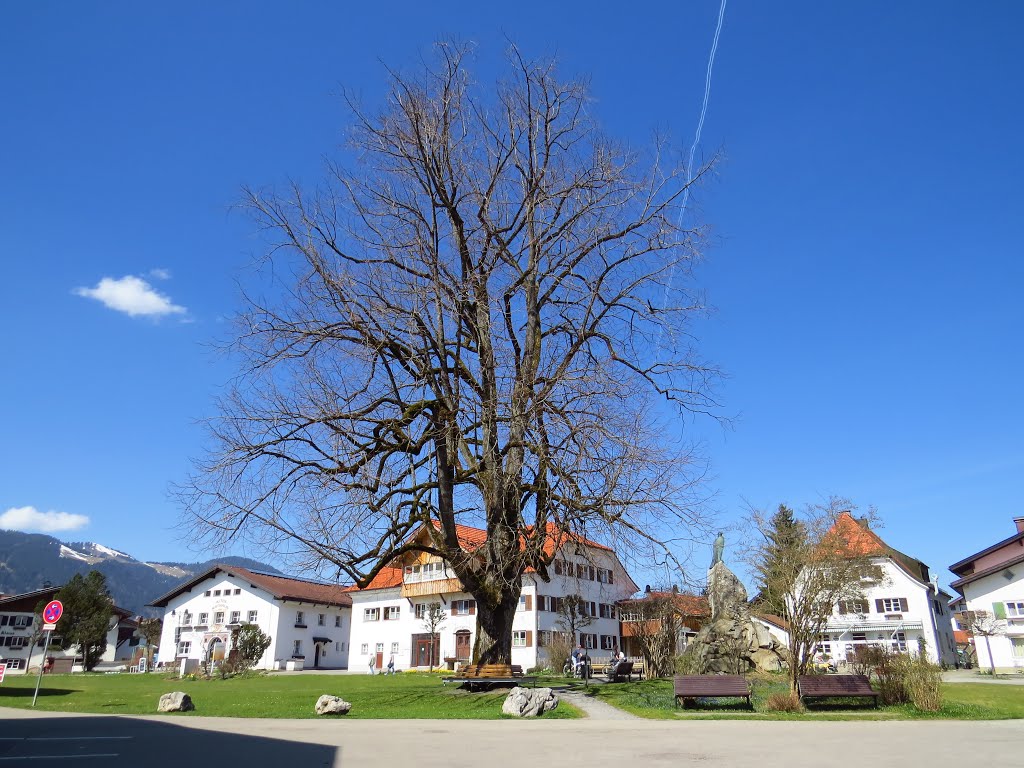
[400, 577, 465, 599]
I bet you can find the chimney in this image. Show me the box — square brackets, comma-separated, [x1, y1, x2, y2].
[1014, 517, 1024, 534]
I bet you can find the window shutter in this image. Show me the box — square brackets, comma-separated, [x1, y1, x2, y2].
[525, 595, 532, 611]
[469, 601, 476, 615]
[862, 601, 870, 613]
[993, 602, 1007, 619]
[838, 601, 847, 614]
[875, 599, 884, 613]
[899, 598, 908, 612]
[525, 631, 533, 647]
[608, 570, 614, 584]
[554, 560, 562, 575]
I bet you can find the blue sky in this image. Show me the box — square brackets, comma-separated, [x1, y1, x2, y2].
[1, 1, 1021, 590]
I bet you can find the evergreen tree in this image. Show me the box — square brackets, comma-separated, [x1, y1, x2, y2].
[55, 570, 113, 671]
[754, 504, 805, 618]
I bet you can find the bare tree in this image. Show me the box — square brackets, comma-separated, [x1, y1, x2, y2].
[619, 592, 689, 677]
[138, 617, 163, 667]
[555, 595, 593, 643]
[421, 602, 447, 671]
[744, 497, 882, 691]
[962, 610, 1005, 676]
[180, 41, 719, 664]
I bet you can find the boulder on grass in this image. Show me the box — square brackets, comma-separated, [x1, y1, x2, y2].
[501, 686, 558, 717]
[315, 694, 352, 716]
[158, 691, 194, 713]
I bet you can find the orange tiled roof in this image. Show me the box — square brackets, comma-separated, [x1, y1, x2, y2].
[619, 592, 708, 616]
[149, 564, 352, 608]
[953, 630, 971, 645]
[825, 512, 931, 583]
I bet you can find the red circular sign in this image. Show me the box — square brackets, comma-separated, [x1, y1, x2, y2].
[43, 600, 63, 624]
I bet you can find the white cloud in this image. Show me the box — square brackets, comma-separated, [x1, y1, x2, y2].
[149, 268, 171, 280]
[74, 275, 187, 318]
[0, 506, 90, 533]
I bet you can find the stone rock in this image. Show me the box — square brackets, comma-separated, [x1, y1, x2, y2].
[501, 686, 558, 717]
[315, 694, 352, 715]
[750, 648, 783, 673]
[707, 561, 749, 622]
[157, 691, 194, 713]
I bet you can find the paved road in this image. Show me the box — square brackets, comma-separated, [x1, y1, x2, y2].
[3, 709, 1023, 768]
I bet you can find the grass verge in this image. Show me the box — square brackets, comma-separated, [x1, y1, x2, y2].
[0, 672, 581, 719]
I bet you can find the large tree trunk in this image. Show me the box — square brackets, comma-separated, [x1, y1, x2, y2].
[472, 592, 520, 664]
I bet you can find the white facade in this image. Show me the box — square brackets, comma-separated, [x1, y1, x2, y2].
[155, 569, 351, 671]
[958, 570, 1024, 673]
[350, 545, 635, 672]
[816, 558, 957, 666]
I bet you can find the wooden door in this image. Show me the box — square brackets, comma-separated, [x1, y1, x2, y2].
[375, 643, 384, 670]
[455, 631, 471, 660]
[314, 644, 321, 668]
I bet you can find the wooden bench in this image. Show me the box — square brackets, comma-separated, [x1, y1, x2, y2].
[442, 663, 535, 691]
[797, 674, 878, 708]
[674, 675, 752, 708]
[606, 661, 641, 683]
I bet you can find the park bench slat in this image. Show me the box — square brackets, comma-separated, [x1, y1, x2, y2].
[797, 674, 878, 707]
[674, 675, 752, 708]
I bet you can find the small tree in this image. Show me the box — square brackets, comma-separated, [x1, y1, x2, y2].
[421, 603, 447, 671]
[233, 624, 272, 670]
[753, 504, 804, 617]
[963, 610, 1005, 675]
[745, 498, 882, 691]
[555, 595, 593, 645]
[138, 618, 163, 667]
[55, 571, 113, 671]
[619, 592, 690, 678]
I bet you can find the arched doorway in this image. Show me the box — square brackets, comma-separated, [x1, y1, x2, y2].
[207, 637, 225, 663]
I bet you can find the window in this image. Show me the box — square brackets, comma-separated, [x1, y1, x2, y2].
[204, 591, 211, 597]
[336, 642, 340, 652]
[360, 643, 368, 654]
[851, 632, 867, 642]
[536, 595, 550, 612]
[1006, 601, 1024, 618]
[247, 610, 257, 623]
[198, 612, 209, 626]
[384, 606, 400, 621]
[891, 632, 908, 653]
[318, 614, 326, 626]
[229, 611, 240, 624]
[9, 636, 26, 649]
[600, 635, 616, 650]
[13, 615, 31, 628]
[335, 615, 341, 627]
[1012, 638, 1024, 659]
[599, 603, 615, 619]
[537, 630, 552, 647]
[295, 611, 305, 626]
[214, 590, 221, 596]
[582, 633, 596, 649]
[877, 597, 908, 614]
[815, 635, 832, 655]
[364, 608, 380, 622]
[376, 643, 384, 653]
[415, 603, 427, 620]
[512, 631, 527, 647]
[177, 641, 191, 655]
[517, 594, 533, 611]
[391, 642, 399, 653]
[214, 611, 225, 624]
[234, 588, 241, 595]
[452, 600, 476, 616]
[553, 560, 564, 575]
[838, 600, 868, 614]
[293, 640, 302, 656]
[182, 611, 192, 625]
[174, 628, 182, 642]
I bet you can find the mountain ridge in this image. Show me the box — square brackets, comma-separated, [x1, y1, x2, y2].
[0, 529, 281, 616]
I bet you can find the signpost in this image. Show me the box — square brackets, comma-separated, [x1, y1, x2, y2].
[32, 600, 62, 707]
[0, 662, 7, 684]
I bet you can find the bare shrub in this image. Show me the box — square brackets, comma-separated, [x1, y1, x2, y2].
[764, 690, 803, 712]
[546, 634, 574, 676]
[904, 656, 943, 712]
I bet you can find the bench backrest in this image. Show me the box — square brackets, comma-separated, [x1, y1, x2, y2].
[798, 674, 875, 696]
[674, 675, 750, 696]
[614, 661, 634, 675]
[461, 664, 513, 678]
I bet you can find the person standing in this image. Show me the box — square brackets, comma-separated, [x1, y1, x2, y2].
[367, 654, 376, 675]
[386, 655, 396, 675]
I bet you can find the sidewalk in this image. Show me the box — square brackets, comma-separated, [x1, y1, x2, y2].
[942, 668, 1024, 685]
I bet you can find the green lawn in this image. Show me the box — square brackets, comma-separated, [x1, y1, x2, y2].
[584, 677, 1024, 721]
[0, 672, 580, 719]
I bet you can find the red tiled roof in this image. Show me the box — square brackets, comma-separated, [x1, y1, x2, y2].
[619, 592, 708, 616]
[953, 630, 971, 645]
[357, 566, 404, 591]
[754, 612, 791, 631]
[149, 564, 352, 608]
[825, 512, 931, 583]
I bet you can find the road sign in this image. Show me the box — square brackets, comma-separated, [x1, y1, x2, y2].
[43, 600, 63, 625]
[0, 663, 7, 684]
[43, 623, 57, 632]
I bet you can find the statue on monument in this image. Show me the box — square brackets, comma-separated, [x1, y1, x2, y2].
[710, 531, 725, 568]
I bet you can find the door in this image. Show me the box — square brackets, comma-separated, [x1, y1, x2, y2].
[314, 644, 321, 668]
[412, 634, 437, 667]
[455, 630, 471, 660]
[375, 643, 384, 670]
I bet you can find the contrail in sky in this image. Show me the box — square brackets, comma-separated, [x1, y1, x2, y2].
[658, 0, 728, 332]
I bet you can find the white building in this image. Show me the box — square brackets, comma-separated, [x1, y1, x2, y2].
[0, 586, 132, 674]
[949, 517, 1024, 672]
[151, 565, 352, 671]
[348, 522, 637, 672]
[810, 513, 957, 666]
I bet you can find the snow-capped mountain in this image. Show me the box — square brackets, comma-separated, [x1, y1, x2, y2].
[0, 529, 279, 615]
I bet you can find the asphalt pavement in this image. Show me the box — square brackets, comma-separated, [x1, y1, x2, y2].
[2, 708, 1023, 768]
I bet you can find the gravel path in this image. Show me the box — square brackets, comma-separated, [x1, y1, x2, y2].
[555, 685, 641, 720]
